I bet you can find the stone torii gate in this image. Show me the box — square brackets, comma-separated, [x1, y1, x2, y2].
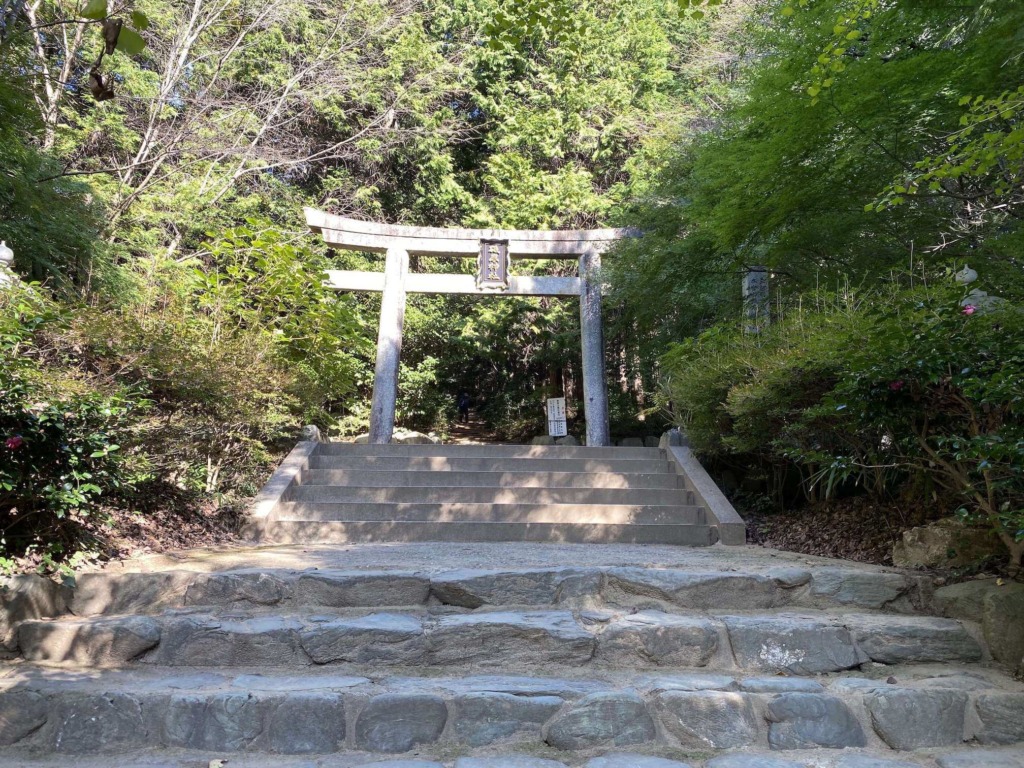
[305, 208, 631, 447]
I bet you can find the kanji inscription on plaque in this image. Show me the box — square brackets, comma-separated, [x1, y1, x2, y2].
[477, 238, 510, 290]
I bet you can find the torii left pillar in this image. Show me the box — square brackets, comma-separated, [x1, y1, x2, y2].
[368, 246, 408, 443]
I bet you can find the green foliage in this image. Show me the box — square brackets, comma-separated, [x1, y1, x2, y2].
[663, 280, 1024, 567]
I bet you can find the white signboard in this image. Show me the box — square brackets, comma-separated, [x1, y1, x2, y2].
[546, 397, 567, 437]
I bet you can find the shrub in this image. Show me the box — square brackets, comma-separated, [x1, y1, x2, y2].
[663, 280, 1024, 571]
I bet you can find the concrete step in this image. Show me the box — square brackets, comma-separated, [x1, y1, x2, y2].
[307, 456, 672, 473]
[318, 443, 665, 459]
[287, 485, 695, 506]
[68, 563, 930, 617]
[255, 520, 719, 545]
[17, 608, 984, 673]
[2, 664, 1022, 756]
[299, 468, 685, 489]
[273, 502, 707, 525]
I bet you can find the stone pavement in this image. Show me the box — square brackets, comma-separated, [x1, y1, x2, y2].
[1, 542, 1023, 767]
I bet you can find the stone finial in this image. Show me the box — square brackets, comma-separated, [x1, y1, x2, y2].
[955, 265, 978, 285]
[299, 424, 325, 443]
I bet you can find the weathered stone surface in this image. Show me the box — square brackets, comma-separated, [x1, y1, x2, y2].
[51, 692, 145, 752]
[438, 675, 604, 699]
[893, 518, 1004, 569]
[619, 438, 644, 447]
[809, 568, 910, 609]
[150, 615, 306, 666]
[530, 436, 555, 446]
[355, 693, 447, 752]
[739, 677, 823, 693]
[430, 569, 596, 608]
[19, 615, 160, 666]
[1, 575, 69, 649]
[543, 691, 655, 750]
[722, 614, 867, 674]
[933, 579, 993, 623]
[429, 611, 594, 666]
[596, 611, 718, 667]
[452, 692, 562, 746]
[917, 673, 995, 692]
[705, 757, 805, 768]
[586, 755, 694, 768]
[456, 758, 568, 768]
[603, 568, 784, 610]
[975, 693, 1024, 745]
[833, 757, 921, 768]
[361, 762, 444, 768]
[983, 583, 1024, 675]
[766, 693, 866, 749]
[185, 571, 288, 607]
[848, 615, 982, 664]
[264, 692, 346, 753]
[300, 613, 425, 665]
[162, 692, 265, 751]
[642, 673, 736, 692]
[72, 572, 191, 616]
[655, 690, 758, 748]
[557, 436, 581, 446]
[295, 570, 429, 607]
[937, 750, 1024, 768]
[866, 688, 968, 749]
[0, 689, 48, 745]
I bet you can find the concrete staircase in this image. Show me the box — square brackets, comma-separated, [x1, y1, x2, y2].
[2, 542, 1023, 767]
[244, 443, 745, 546]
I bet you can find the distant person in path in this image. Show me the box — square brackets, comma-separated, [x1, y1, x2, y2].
[457, 390, 471, 423]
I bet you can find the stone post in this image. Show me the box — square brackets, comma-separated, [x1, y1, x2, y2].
[742, 266, 769, 333]
[579, 250, 611, 447]
[368, 246, 408, 444]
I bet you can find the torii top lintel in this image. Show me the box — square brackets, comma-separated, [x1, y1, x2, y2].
[305, 207, 635, 259]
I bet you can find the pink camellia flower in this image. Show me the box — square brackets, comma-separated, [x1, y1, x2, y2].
[5, 435, 24, 450]
[889, 380, 905, 391]
[962, 305, 977, 316]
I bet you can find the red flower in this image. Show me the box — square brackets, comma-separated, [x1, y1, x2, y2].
[889, 380, 905, 391]
[5, 435, 24, 450]
[962, 305, 977, 316]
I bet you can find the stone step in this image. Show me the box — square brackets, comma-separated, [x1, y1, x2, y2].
[253, 520, 719, 546]
[16, 608, 984, 672]
[307, 456, 673, 473]
[2, 665, 1021, 756]
[318, 444, 665, 459]
[67, 563, 927, 617]
[273, 502, 707, 525]
[287, 485, 696, 506]
[299, 469, 686, 490]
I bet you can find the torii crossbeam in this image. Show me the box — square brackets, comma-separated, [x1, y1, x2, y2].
[305, 207, 633, 446]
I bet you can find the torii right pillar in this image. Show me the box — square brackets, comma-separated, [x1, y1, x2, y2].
[579, 249, 611, 446]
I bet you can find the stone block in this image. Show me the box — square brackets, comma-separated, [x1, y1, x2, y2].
[866, 688, 968, 749]
[809, 568, 911, 609]
[603, 568, 786, 610]
[0, 574, 69, 650]
[655, 690, 758, 748]
[543, 691, 656, 750]
[19, 615, 160, 666]
[296, 570, 430, 608]
[264, 692, 346, 753]
[456, 758, 568, 768]
[300, 613, 425, 665]
[530, 436, 555, 445]
[936, 750, 1024, 768]
[833, 757, 921, 768]
[983, 583, 1024, 675]
[355, 693, 447, 753]
[644, 436, 660, 448]
[722, 614, 867, 674]
[619, 438, 644, 447]
[893, 518, 1004, 569]
[429, 611, 594, 667]
[452, 692, 562, 746]
[642, 673, 737, 692]
[162, 692, 265, 751]
[975, 693, 1024, 745]
[0, 689, 48, 745]
[430, 568, 597, 608]
[848, 615, 982, 664]
[556, 436, 580, 446]
[71, 572, 190, 616]
[596, 611, 718, 667]
[739, 677, 823, 693]
[51, 692, 145, 753]
[184, 571, 288, 607]
[587, 755, 694, 768]
[151, 615, 306, 666]
[933, 579, 994, 623]
[766, 693, 866, 749]
[705, 757, 805, 768]
[362, 762, 444, 768]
